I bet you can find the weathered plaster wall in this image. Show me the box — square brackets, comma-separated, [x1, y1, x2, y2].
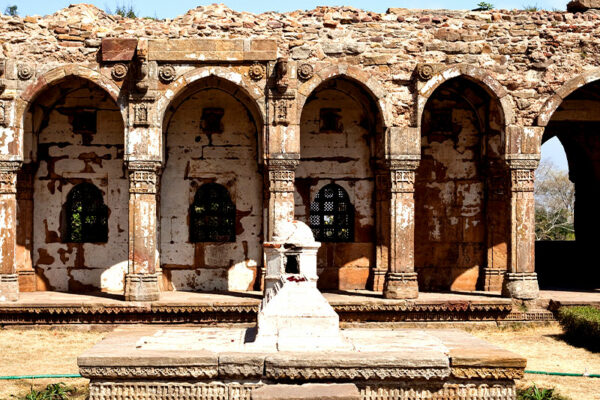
[295, 83, 375, 290]
[415, 78, 506, 291]
[160, 88, 262, 292]
[26, 82, 127, 293]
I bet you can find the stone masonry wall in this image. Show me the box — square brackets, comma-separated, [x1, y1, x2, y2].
[1, 3, 600, 297]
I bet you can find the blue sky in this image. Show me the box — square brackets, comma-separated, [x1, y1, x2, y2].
[4, 0, 568, 18]
[4, 0, 570, 170]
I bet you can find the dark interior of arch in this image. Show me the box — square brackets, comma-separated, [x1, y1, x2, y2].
[415, 77, 508, 292]
[537, 81, 600, 289]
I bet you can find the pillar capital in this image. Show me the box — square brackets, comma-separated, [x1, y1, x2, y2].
[0, 161, 21, 194]
[126, 160, 162, 195]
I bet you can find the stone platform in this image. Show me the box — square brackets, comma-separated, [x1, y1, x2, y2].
[78, 326, 525, 400]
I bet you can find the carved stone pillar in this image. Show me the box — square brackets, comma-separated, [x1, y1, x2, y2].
[502, 158, 539, 300]
[266, 157, 300, 241]
[125, 160, 161, 301]
[382, 160, 419, 299]
[16, 164, 35, 292]
[0, 161, 21, 302]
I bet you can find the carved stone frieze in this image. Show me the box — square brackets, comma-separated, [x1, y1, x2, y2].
[248, 63, 265, 81]
[265, 366, 450, 381]
[510, 168, 534, 192]
[452, 367, 525, 380]
[158, 64, 176, 83]
[360, 383, 517, 400]
[127, 161, 161, 194]
[111, 63, 128, 81]
[80, 366, 218, 379]
[266, 159, 299, 193]
[17, 64, 33, 80]
[270, 90, 295, 126]
[88, 382, 261, 400]
[297, 63, 314, 81]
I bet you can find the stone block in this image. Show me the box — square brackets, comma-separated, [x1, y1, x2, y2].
[124, 273, 160, 301]
[101, 38, 138, 61]
[252, 384, 360, 400]
[0, 274, 18, 302]
[567, 0, 600, 12]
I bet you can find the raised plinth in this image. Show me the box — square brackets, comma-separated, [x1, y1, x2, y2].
[78, 327, 525, 400]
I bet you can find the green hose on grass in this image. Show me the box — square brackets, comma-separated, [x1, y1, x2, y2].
[0, 371, 599, 380]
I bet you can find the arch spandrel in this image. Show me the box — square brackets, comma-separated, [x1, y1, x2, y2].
[14, 65, 126, 161]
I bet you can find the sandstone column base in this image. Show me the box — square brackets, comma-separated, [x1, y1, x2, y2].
[0, 274, 19, 302]
[371, 269, 386, 292]
[501, 272, 539, 300]
[124, 273, 160, 301]
[383, 272, 418, 299]
[482, 268, 505, 292]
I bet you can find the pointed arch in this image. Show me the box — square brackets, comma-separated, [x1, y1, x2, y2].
[309, 183, 354, 243]
[63, 182, 109, 243]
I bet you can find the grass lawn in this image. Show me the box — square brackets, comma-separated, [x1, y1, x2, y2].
[1, 324, 599, 399]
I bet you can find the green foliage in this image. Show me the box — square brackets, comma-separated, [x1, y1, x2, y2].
[13, 383, 75, 400]
[105, 2, 137, 18]
[523, 4, 540, 11]
[557, 306, 600, 351]
[4, 5, 18, 16]
[476, 2, 494, 10]
[517, 384, 568, 400]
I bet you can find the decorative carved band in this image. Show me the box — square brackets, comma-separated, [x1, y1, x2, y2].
[0, 161, 21, 194]
[127, 161, 161, 194]
[452, 367, 525, 380]
[510, 169, 534, 192]
[80, 366, 217, 379]
[266, 366, 450, 381]
[390, 170, 415, 193]
[360, 383, 517, 400]
[266, 159, 298, 193]
[385, 272, 418, 282]
[88, 382, 261, 400]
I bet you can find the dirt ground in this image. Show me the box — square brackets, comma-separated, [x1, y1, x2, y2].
[0, 324, 599, 400]
[0, 328, 106, 400]
[468, 324, 600, 400]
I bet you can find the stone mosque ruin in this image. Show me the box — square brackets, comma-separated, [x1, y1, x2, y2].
[1, 2, 599, 398]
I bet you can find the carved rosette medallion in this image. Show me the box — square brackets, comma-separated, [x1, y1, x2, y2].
[127, 161, 161, 194]
[297, 63, 314, 81]
[417, 64, 435, 81]
[0, 161, 22, 194]
[17, 64, 33, 81]
[111, 63, 128, 81]
[248, 63, 266, 81]
[158, 64, 176, 83]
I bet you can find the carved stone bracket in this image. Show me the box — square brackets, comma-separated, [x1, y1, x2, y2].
[135, 61, 149, 93]
[0, 161, 22, 194]
[274, 57, 289, 94]
[127, 161, 161, 194]
[270, 91, 295, 126]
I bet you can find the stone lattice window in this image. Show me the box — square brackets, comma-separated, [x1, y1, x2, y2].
[190, 183, 236, 242]
[309, 183, 354, 242]
[64, 183, 108, 243]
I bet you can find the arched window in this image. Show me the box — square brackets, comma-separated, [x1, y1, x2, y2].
[190, 183, 236, 242]
[309, 183, 354, 242]
[64, 183, 108, 243]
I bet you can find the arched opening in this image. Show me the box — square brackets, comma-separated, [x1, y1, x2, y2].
[160, 75, 263, 292]
[296, 76, 384, 291]
[63, 183, 109, 243]
[537, 81, 600, 289]
[415, 76, 508, 292]
[18, 77, 127, 294]
[190, 183, 236, 243]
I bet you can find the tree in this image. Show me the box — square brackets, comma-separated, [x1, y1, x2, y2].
[534, 160, 575, 241]
[474, 2, 494, 10]
[4, 5, 18, 16]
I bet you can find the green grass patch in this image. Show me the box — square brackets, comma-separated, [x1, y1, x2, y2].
[11, 383, 76, 400]
[557, 306, 600, 351]
[518, 384, 570, 400]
